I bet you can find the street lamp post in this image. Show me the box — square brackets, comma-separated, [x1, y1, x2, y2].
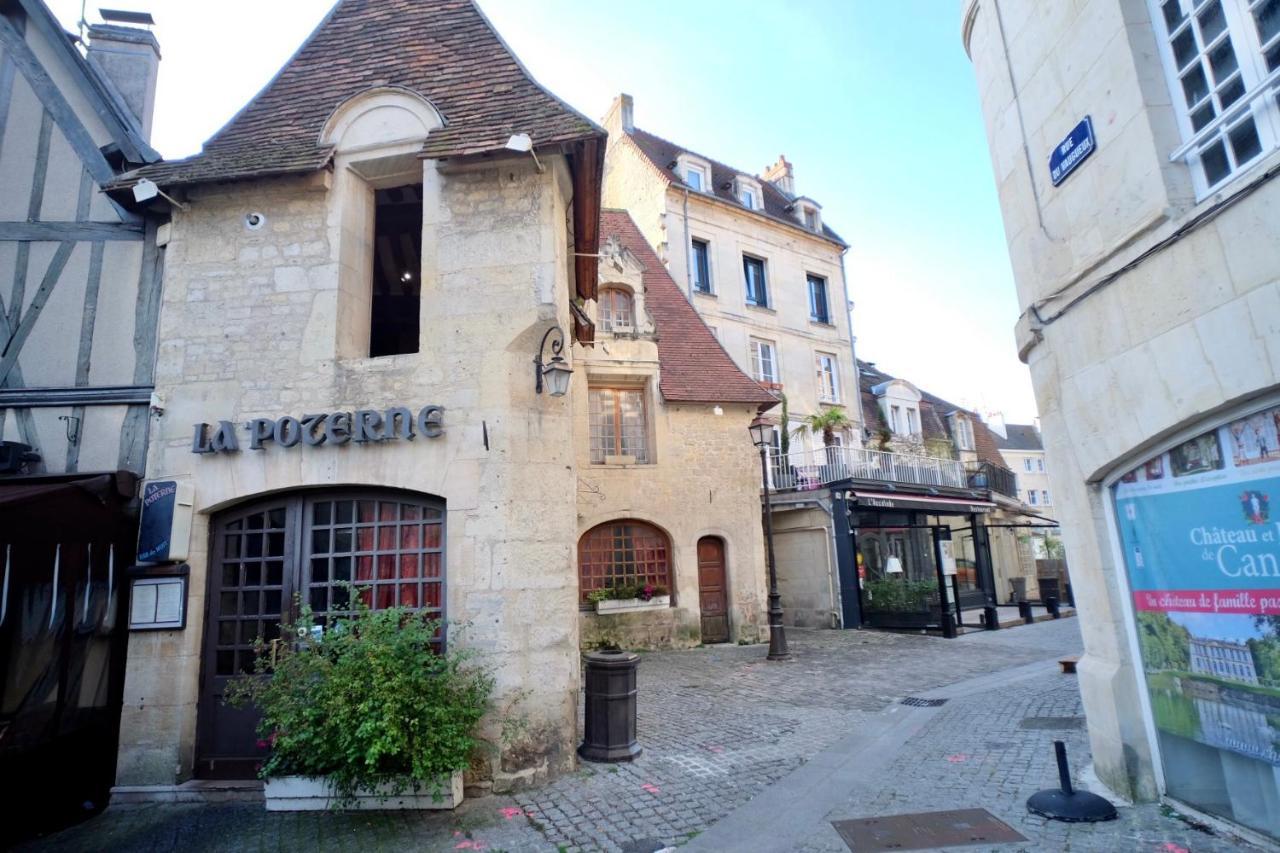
[749, 415, 790, 661]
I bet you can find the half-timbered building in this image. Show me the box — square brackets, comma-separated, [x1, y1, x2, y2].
[0, 0, 164, 837]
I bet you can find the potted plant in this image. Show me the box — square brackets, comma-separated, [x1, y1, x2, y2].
[588, 583, 670, 614]
[225, 597, 493, 811]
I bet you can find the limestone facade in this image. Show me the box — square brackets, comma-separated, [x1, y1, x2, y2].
[964, 0, 1280, 811]
[116, 153, 583, 793]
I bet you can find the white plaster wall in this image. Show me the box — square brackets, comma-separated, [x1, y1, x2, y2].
[965, 0, 1280, 801]
[116, 156, 583, 792]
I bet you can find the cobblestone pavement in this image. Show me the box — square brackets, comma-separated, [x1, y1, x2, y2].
[26, 618, 1262, 852]
[790, 667, 1259, 853]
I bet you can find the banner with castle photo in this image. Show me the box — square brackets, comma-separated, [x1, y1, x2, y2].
[1113, 402, 1280, 832]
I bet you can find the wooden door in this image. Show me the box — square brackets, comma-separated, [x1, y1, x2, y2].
[196, 500, 297, 778]
[697, 537, 729, 643]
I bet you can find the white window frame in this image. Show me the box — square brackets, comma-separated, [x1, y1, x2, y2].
[1042, 489, 1051, 505]
[734, 176, 764, 210]
[750, 338, 779, 384]
[906, 408, 919, 436]
[1028, 490, 1038, 506]
[1148, 0, 1280, 198]
[1024, 457, 1033, 472]
[1037, 457, 1045, 472]
[815, 352, 840, 403]
[743, 254, 769, 307]
[676, 153, 713, 194]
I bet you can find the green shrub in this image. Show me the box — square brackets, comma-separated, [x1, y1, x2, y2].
[587, 583, 668, 603]
[225, 597, 493, 805]
[863, 579, 937, 611]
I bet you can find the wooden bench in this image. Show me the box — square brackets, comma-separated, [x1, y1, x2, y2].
[1059, 655, 1080, 674]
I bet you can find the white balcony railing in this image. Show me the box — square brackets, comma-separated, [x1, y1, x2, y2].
[765, 445, 968, 492]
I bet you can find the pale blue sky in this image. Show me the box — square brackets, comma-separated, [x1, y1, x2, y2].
[48, 0, 1038, 422]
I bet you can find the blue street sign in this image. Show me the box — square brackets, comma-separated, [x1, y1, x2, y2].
[1049, 117, 1096, 187]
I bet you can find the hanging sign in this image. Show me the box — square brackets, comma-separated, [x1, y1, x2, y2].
[1049, 116, 1096, 186]
[137, 480, 194, 563]
[192, 404, 444, 455]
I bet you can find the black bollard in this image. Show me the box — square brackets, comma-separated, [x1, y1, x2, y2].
[1018, 599, 1034, 624]
[983, 605, 1000, 631]
[1065, 583, 1076, 607]
[579, 650, 642, 762]
[1026, 741, 1118, 822]
[1046, 596, 1061, 619]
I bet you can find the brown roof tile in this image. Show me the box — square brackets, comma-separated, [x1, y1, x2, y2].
[601, 210, 777, 407]
[622, 128, 847, 247]
[113, 0, 603, 189]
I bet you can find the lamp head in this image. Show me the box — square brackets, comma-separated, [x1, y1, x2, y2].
[542, 355, 572, 397]
[748, 415, 773, 449]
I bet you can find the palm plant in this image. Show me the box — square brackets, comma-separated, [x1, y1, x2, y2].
[791, 406, 854, 447]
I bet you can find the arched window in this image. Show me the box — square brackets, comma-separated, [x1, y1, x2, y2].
[598, 287, 634, 332]
[578, 520, 670, 603]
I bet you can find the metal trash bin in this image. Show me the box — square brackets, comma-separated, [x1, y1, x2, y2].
[579, 650, 641, 762]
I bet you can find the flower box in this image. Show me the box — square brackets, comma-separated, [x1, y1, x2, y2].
[595, 595, 670, 614]
[263, 771, 463, 811]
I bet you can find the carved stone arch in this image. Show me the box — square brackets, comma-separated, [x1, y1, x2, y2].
[320, 86, 444, 154]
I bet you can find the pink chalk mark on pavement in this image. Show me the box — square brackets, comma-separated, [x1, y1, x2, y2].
[1157, 844, 1190, 853]
[455, 841, 486, 851]
[945, 753, 969, 763]
[704, 744, 725, 753]
[641, 783, 661, 794]
[499, 807, 525, 820]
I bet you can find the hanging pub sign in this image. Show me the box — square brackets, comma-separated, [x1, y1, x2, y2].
[1049, 116, 1096, 186]
[137, 480, 194, 563]
[192, 404, 444, 455]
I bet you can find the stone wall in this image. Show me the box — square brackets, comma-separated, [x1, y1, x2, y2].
[116, 155, 583, 793]
[964, 0, 1280, 801]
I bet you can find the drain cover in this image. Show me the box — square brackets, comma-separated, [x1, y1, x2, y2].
[900, 696, 948, 707]
[831, 808, 1026, 852]
[1019, 716, 1085, 730]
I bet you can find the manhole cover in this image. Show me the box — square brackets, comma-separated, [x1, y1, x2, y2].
[831, 808, 1027, 852]
[1019, 716, 1085, 730]
[900, 696, 948, 707]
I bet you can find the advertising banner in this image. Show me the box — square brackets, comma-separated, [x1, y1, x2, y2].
[1114, 404, 1280, 839]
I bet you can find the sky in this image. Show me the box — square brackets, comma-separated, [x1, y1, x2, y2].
[47, 0, 1039, 423]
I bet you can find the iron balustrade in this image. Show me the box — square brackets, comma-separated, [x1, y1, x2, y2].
[765, 445, 968, 492]
[965, 461, 1018, 499]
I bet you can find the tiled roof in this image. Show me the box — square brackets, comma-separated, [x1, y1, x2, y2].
[601, 210, 777, 407]
[113, 0, 602, 189]
[995, 423, 1043, 451]
[857, 360, 1005, 467]
[622, 128, 847, 247]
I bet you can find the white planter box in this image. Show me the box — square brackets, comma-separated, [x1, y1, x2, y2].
[595, 595, 670, 614]
[263, 771, 463, 811]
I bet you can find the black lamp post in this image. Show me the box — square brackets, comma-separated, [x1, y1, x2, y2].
[749, 415, 790, 661]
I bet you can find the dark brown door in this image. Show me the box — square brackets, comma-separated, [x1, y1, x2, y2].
[697, 536, 729, 643]
[196, 500, 296, 778]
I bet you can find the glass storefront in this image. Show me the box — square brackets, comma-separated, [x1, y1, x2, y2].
[1113, 402, 1280, 840]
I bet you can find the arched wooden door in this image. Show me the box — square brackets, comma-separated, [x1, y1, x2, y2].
[197, 490, 444, 778]
[697, 537, 729, 643]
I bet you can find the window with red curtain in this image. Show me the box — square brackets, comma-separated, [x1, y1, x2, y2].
[577, 520, 671, 603]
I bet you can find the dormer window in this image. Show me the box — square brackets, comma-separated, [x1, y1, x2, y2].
[599, 286, 634, 332]
[734, 176, 763, 210]
[792, 198, 822, 232]
[873, 378, 923, 438]
[952, 414, 975, 451]
[803, 208, 817, 229]
[676, 153, 712, 194]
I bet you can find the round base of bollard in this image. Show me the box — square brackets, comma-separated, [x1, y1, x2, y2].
[1026, 788, 1118, 822]
[578, 742, 642, 763]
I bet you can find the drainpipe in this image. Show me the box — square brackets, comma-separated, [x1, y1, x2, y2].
[682, 187, 692, 301]
[839, 249, 864, 445]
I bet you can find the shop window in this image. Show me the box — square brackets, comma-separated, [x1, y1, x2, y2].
[578, 520, 671, 603]
[599, 287, 634, 332]
[589, 386, 650, 463]
[369, 184, 423, 357]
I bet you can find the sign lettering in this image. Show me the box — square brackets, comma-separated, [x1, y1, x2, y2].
[193, 405, 444, 455]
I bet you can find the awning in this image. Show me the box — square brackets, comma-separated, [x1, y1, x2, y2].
[0, 472, 137, 535]
[850, 490, 996, 515]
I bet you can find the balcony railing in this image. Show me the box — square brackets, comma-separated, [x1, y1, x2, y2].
[965, 461, 1018, 500]
[767, 446, 968, 492]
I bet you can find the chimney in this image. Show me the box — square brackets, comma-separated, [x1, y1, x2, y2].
[763, 154, 794, 196]
[86, 15, 161, 141]
[603, 93, 634, 135]
[986, 411, 1007, 440]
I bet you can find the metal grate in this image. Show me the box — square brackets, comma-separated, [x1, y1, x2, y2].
[900, 696, 948, 707]
[1019, 716, 1086, 730]
[832, 808, 1026, 852]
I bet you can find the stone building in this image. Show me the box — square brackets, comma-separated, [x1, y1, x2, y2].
[964, 0, 1280, 840]
[992, 422, 1052, 512]
[576, 212, 774, 650]
[0, 0, 164, 834]
[102, 0, 607, 796]
[599, 95, 859, 452]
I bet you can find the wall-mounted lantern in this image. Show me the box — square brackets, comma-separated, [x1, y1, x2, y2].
[535, 325, 572, 397]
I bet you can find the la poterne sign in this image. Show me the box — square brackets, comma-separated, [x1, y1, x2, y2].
[1049, 116, 1096, 187]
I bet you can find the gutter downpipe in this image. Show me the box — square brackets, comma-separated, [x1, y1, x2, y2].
[682, 186, 692, 300]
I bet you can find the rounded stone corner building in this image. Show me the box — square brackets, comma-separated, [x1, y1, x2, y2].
[964, 0, 1280, 841]
[105, 0, 610, 794]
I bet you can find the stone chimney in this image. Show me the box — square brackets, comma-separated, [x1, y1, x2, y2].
[602, 93, 634, 135]
[87, 23, 161, 141]
[985, 411, 1007, 440]
[763, 154, 794, 196]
